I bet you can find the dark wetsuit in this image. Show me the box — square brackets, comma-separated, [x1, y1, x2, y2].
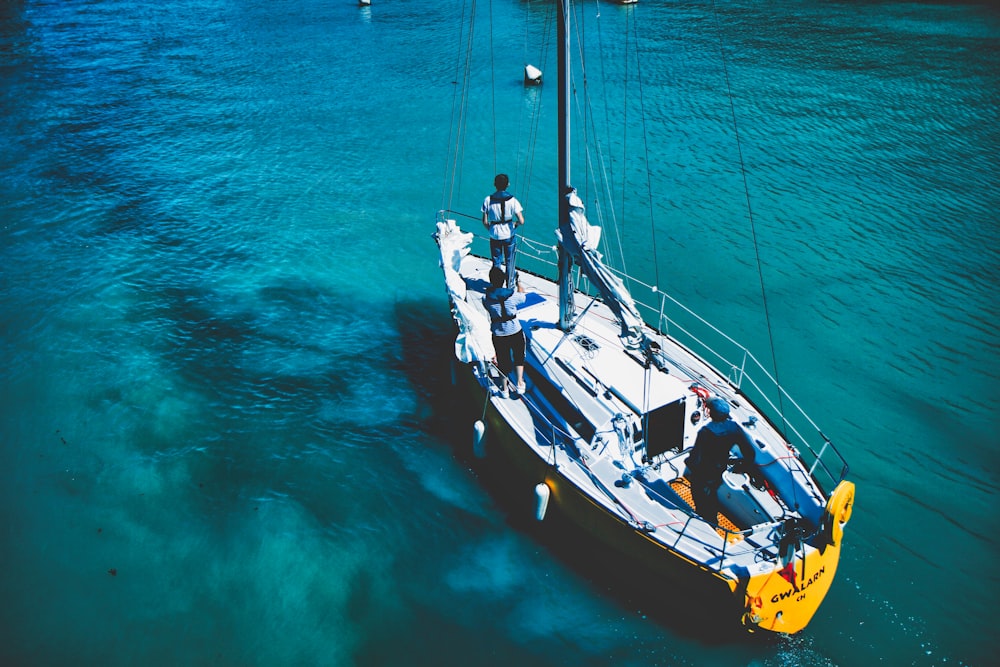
[686, 418, 757, 524]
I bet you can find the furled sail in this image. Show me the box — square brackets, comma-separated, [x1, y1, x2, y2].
[557, 188, 645, 347]
[435, 218, 496, 363]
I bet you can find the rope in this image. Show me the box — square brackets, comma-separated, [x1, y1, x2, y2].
[709, 1, 788, 427]
[480, 380, 491, 422]
[440, 208, 481, 224]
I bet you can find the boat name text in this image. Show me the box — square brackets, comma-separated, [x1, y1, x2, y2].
[771, 566, 826, 604]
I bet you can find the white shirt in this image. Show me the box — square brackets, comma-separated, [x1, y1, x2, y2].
[482, 191, 523, 241]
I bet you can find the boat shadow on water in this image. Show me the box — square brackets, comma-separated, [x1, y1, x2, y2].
[394, 300, 781, 647]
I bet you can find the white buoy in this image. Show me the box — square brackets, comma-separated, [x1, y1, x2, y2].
[473, 420, 486, 458]
[524, 64, 542, 86]
[534, 482, 551, 521]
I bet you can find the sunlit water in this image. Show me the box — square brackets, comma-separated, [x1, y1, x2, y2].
[1, 1, 997, 665]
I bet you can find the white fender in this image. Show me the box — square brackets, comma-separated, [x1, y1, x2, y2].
[534, 482, 551, 521]
[473, 420, 486, 458]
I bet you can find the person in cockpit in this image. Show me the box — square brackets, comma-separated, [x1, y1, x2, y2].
[685, 396, 757, 525]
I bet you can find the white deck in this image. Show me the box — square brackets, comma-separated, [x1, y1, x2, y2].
[456, 253, 825, 577]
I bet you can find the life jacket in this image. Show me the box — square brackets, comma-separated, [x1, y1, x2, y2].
[488, 192, 514, 226]
[487, 288, 517, 323]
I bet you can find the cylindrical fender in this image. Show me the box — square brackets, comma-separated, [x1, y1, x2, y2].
[534, 482, 551, 521]
[473, 420, 486, 459]
[824, 480, 855, 546]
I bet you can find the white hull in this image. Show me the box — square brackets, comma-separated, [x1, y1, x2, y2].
[434, 222, 853, 634]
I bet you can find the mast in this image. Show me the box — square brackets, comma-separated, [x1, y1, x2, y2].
[557, 0, 575, 330]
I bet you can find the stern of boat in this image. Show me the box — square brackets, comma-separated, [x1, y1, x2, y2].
[741, 480, 855, 633]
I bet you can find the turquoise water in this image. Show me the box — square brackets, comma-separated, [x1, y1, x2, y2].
[1, 0, 997, 665]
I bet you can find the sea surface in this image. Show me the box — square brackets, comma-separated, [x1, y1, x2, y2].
[1, 0, 997, 665]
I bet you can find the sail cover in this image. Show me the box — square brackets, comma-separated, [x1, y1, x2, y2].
[436, 219, 496, 363]
[557, 189, 645, 346]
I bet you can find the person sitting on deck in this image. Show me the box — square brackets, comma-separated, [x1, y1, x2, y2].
[483, 266, 527, 397]
[685, 396, 757, 525]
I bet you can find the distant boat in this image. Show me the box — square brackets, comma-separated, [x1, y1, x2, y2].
[434, 0, 854, 635]
[359, 0, 370, 6]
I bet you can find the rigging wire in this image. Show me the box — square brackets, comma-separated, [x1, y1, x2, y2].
[517, 0, 531, 196]
[442, 0, 478, 213]
[574, 0, 625, 274]
[517, 2, 554, 206]
[619, 4, 631, 264]
[571, 3, 618, 235]
[488, 0, 498, 176]
[629, 11, 662, 292]
[592, 0, 615, 211]
[709, 1, 787, 425]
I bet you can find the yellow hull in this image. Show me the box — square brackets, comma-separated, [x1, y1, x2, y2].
[745, 480, 855, 633]
[742, 538, 842, 633]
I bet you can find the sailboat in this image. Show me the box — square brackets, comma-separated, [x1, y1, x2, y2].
[433, 0, 854, 635]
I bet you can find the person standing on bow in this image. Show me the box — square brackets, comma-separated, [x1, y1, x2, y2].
[482, 173, 525, 287]
[484, 266, 527, 397]
[685, 396, 758, 525]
